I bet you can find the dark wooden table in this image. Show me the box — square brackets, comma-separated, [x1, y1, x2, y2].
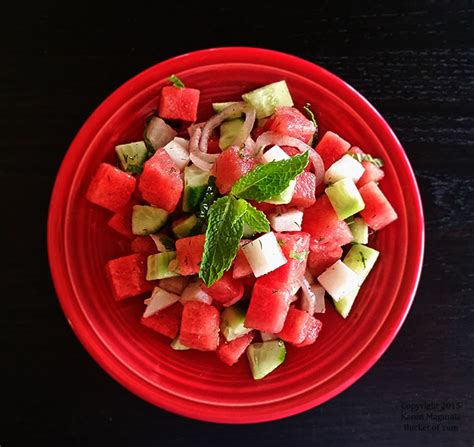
[2, 2, 473, 446]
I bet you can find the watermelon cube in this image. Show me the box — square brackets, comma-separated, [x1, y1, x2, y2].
[106, 254, 154, 300]
[138, 149, 183, 213]
[131, 236, 157, 255]
[159, 85, 200, 122]
[244, 281, 291, 333]
[277, 307, 311, 345]
[175, 234, 206, 276]
[359, 182, 398, 230]
[86, 163, 136, 212]
[107, 199, 136, 239]
[357, 161, 385, 187]
[233, 245, 253, 279]
[202, 271, 244, 307]
[217, 332, 255, 366]
[207, 135, 222, 154]
[302, 195, 353, 247]
[140, 301, 183, 339]
[258, 232, 310, 290]
[307, 242, 343, 277]
[315, 131, 351, 170]
[214, 146, 257, 194]
[267, 107, 316, 144]
[294, 317, 322, 347]
[289, 171, 316, 208]
[180, 301, 220, 351]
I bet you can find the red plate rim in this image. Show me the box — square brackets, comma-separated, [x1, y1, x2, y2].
[47, 47, 425, 424]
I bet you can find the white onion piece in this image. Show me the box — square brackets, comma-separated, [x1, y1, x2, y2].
[145, 116, 177, 149]
[199, 102, 256, 153]
[255, 131, 324, 185]
[299, 277, 317, 315]
[143, 287, 180, 318]
[244, 136, 257, 153]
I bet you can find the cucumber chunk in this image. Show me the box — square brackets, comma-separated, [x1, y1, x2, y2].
[115, 141, 148, 173]
[220, 304, 252, 342]
[219, 118, 245, 150]
[183, 165, 211, 212]
[132, 205, 168, 235]
[334, 244, 380, 318]
[247, 340, 286, 380]
[324, 154, 365, 184]
[242, 81, 294, 119]
[171, 337, 190, 350]
[171, 215, 200, 239]
[317, 260, 359, 302]
[325, 178, 365, 220]
[348, 217, 369, 244]
[146, 251, 180, 280]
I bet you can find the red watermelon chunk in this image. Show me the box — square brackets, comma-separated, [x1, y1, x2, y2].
[277, 307, 311, 345]
[249, 201, 277, 216]
[307, 242, 343, 277]
[359, 182, 398, 230]
[131, 236, 157, 255]
[202, 271, 244, 307]
[294, 317, 322, 347]
[140, 301, 183, 339]
[302, 195, 353, 247]
[180, 301, 220, 351]
[315, 131, 351, 170]
[244, 281, 291, 333]
[289, 171, 316, 208]
[108, 212, 133, 239]
[267, 107, 316, 144]
[214, 146, 257, 194]
[233, 245, 253, 279]
[357, 161, 385, 187]
[207, 135, 221, 154]
[86, 163, 136, 212]
[217, 332, 255, 366]
[158, 86, 200, 122]
[138, 149, 183, 212]
[176, 234, 206, 275]
[106, 254, 154, 300]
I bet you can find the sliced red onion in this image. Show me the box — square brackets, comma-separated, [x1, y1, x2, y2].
[255, 131, 324, 185]
[311, 283, 326, 314]
[299, 276, 317, 315]
[145, 116, 177, 150]
[199, 102, 256, 153]
[187, 125, 218, 171]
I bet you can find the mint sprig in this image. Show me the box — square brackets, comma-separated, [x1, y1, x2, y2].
[169, 74, 185, 89]
[242, 202, 270, 233]
[231, 151, 309, 201]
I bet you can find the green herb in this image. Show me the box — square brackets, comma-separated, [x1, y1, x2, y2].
[303, 103, 319, 145]
[126, 164, 143, 174]
[231, 151, 309, 201]
[349, 152, 384, 168]
[199, 196, 247, 286]
[289, 250, 308, 261]
[169, 74, 185, 89]
[359, 251, 367, 269]
[191, 176, 219, 234]
[242, 202, 270, 233]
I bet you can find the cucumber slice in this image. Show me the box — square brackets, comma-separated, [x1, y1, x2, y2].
[317, 260, 359, 302]
[219, 118, 245, 150]
[212, 101, 242, 118]
[171, 337, 190, 351]
[241, 232, 287, 277]
[150, 233, 175, 252]
[348, 217, 369, 244]
[183, 165, 211, 212]
[247, 340, 286, 380]
[334, 244, 380, 318]
[171, 215, 200, 239]
[132, 205, 168, 236]
[146, 251, 180, 280]
[115, 141, 148, 173]
[325, 178, 365, 220]
[242, 81, 294, 119]
[324, 154, 365, 184]
[220, 304, 252, 342]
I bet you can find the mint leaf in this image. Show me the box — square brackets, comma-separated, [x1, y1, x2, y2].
[289, 250, 308, 261]
[231, 152, 309, 201]
[169, 74, 185, 89]
[199, 196, 247, 286]
[349, 152, 384, 168]
[242, 202, 270, 233]
[303, 103, 318, 145]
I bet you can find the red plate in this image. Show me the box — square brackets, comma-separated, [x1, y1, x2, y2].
[48, 47, 424, 423]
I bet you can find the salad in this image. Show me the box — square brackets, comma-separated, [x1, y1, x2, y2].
[86, 76, 397, 380]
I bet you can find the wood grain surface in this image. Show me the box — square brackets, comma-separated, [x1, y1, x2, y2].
[1, 1, 473, 445]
